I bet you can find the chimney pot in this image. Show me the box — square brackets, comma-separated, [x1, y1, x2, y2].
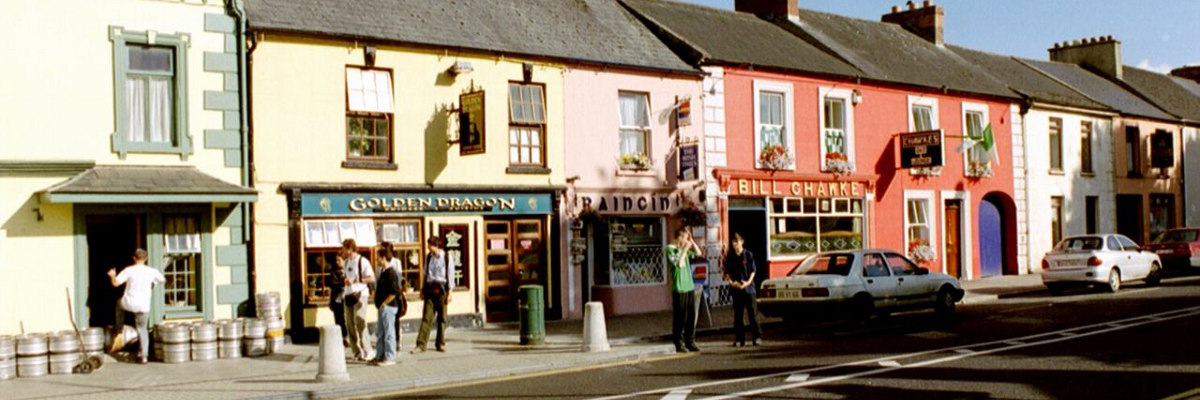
[892, 5, 900, 13]
[923, 0, 932, 7]
[907, 1, 916, 10]
[734, 0, 800, 21]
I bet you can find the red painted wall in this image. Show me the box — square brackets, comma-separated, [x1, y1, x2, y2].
[721, 68, 1016, 280]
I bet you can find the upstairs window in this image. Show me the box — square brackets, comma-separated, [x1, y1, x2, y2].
[1126, 126, 1141, 177]
[1049, 117, 1063, 172]
[617, 92, 651, 170]
[1081, 121, 1094, 174]
[962, 103, 992, 177]
[110, 26, 192, 159]
[820, 88, 855, 173]
[345, 67, 394, 166]
[754, 81, 794, 171]
[508, 83, 547, 168]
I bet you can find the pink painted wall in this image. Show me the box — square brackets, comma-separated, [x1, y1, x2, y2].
[721, 68, 1017, 280]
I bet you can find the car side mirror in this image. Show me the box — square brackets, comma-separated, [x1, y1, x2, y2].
[916, 267, 930, 276]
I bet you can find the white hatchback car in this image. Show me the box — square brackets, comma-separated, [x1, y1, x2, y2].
[758, 250, 964, 324]
[1041, 234, 1163, 293]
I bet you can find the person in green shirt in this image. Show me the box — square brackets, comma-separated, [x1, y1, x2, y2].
[666, 226, 702, 353]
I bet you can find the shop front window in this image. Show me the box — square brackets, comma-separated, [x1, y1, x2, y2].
[768, 197, 863, 259]
[377, 220, 424, 292]
[301, 218, 380, 304]
[595, 217, 665, 286]
[1149, 195, 1175, 240]
[163, 215, 201, 311]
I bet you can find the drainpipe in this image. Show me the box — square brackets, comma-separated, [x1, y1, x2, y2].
[1018, 98, 1032, 275]
[228, 0, 256, 308]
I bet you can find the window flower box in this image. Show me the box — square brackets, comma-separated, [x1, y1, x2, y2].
[824, 152, 855, 174]
[619, 153, 652, 171]
[908, 239, 936, 265]
[758, 144, 793, 171]
[966, 162, 994, 178]
[911, 166, 943, 177]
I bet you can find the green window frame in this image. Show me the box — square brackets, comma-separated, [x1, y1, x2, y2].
[109, 26, 192, 159]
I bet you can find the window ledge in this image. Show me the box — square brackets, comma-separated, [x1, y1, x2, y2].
[162, 310, 204, 320]
[1080, 172, 1095, 178]
[342, 160, 398, 170]
[506, 165, 552, 175]
[616, 169, 657, 177]
[1048, 169, 1065, 176]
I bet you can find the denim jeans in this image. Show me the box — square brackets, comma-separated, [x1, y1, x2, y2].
[374, 305, 398, 362]
[114, 305, 149, 360]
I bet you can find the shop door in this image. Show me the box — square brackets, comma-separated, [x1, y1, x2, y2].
[729, 209, 768, 279]
[484, 219, 546, 322]
[85, 215, 144, 328]
[1116, 195, 1144, 244]
[943, 200, 963, 279]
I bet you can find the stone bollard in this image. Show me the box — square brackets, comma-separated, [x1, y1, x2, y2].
[581, 302, 610, 353]
[315, 325, 350, 382]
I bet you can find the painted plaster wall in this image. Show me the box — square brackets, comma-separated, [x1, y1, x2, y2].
[719, 68, 1016, 280]
[0, 178, 75, 334]
[1186, 127, 1200, 227]
[560, 68, 703, 317]
[1022, 109, 1117, 271]
[1112, 117, 1185, 244]
[251, 34, 566, 326]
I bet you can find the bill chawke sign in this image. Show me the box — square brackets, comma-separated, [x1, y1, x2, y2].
[899, 130, 944, 169]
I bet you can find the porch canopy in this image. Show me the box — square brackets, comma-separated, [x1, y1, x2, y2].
[39, 165, 257, 204]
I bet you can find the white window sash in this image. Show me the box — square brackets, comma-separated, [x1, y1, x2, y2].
[819, 88, 855, 171]
[347, 68, 393, 113]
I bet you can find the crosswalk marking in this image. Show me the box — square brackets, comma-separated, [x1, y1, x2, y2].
[661, 389, 692, 400]
[878, 360, 902, 367]
[953, 349, 975, 355]
[785, 374, 810, 383]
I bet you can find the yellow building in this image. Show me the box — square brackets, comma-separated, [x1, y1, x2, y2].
[0, 0, 255, 335]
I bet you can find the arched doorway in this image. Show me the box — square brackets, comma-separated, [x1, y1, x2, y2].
[980, 192, 1018, 276]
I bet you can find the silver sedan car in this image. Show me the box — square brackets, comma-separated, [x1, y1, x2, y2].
[1041, 234, 1162, 293]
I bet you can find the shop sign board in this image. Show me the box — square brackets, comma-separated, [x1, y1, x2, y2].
[899, 129, 944, 169]
[679, 143, 699, 181]
[676, 97, 692, 127]
[459, 91, 486, 155]
[723, 178, 865, 198]
[574, 192, 680, 214]
[302, 193, 552, 216]
[1150, 129, 1174, 168]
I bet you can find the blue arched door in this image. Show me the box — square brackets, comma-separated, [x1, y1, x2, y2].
[978, 199, 1003, 277]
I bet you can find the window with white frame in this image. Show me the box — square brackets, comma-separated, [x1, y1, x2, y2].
[820, 88, 855, 172]
[904, 192, 936, 262]
[617, 92, 651, 170]
[908, 96, 939, 132]
[509, 83, 547, 167]
[163, 215, 202, 310]
[768, 197, 864, 259]
[345, 67, 394, 164]
[962, 103, 991, 177]
[754, 81, 794, 170]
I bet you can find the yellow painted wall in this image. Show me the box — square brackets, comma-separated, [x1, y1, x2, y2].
[251, 34, 567, 325]
[0, 178, 76, 334]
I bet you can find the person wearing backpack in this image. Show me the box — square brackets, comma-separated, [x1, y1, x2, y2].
[372, 245, 404, 366]
[412, 236, 448, 353]
[339, 238, 374, 361]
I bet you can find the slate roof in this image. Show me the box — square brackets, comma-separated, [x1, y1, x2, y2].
[949, 46, 1111, 112]
[1121, 66, 1200, 122]
[244, 0, 697, 74]
[42, 166, 256, 196]
[619, 0, 860, 77]
[1174, 77, 1200, 100]
[1021, 59, 1176, 121]
[787, 10, 1014, 99]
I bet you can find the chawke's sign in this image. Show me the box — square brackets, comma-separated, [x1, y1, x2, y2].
[301, 193, 552, 216]
[899, 130, 944, 169]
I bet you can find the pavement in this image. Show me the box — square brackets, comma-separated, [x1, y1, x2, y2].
[1, 274, 1046, 400]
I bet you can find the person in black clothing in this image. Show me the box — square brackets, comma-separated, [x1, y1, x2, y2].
[724, 232, 762, 347]
[372, 246, 404, 366]
[323, 256, 348, 346]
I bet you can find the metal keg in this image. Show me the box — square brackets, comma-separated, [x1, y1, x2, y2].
[17, 355, 48, 378]
[81, 328, 105, 356]
[16, 334, 48, 357]
[0, 335, 15, 380]
[256, 292, 282, 319]
[160, 324, 191, 364]
[191, 341, 217, 361]
[267, 336, 285, 354]
[243, 337, 267, 357]
[191, 323, 218, 343]
[218, 340, 241, 359]
[49, 331, 80, 354]
[265, 318, 284, 338]
[161, 324, 191, 344]
[0, 357, 15, 380]
[218, 320, 243, 340]
[162, 343, 190, 364]
[49, 352, 80, 375]
[244, 319, 267, 339]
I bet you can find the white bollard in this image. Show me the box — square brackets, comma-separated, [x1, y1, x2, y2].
[581, 302, 610, 353]
[315, 325, 350, 382]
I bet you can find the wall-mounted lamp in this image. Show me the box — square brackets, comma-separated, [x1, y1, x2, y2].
[523, 62, 534, 82]
[364, 45, 377, 67]
[447, 61, 474, 76]
[851, 89, 863, 105]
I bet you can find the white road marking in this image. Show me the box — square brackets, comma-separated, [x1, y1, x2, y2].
[785, 374, 810, 383]
[1059, 332, 1079, 337]
[953, 349, 975, 355]
[587, 305, 1200, 400]
[660, 389, 692, 400]
[878, 360, 902, 367]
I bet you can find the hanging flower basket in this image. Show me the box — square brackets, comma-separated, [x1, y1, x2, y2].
[758, 145, 793, 170]
[577, 206, 606, 226]
[908, 239, 936, 264]
[675, 202, 707, 228]
[824, 152, 855, 174]
[619, 153, 652, 171]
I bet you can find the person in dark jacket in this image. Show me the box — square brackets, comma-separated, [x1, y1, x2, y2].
[323, 256, 348, 346]
[724, 232, 761, 347]
[372, 246, 403, 366]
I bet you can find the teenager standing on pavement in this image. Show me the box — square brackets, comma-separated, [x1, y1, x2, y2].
[666, 227, 702, 353]
[724, 232, 762, 347]
[339, 238, 374, 361]
[412, 236, 449, 353]
[372, 246, 403, 366]
[107, 248, 165, 364]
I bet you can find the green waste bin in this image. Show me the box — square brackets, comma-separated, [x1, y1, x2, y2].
[518, 285, 545, 345]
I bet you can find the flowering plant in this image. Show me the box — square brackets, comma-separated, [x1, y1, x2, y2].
[675, 202, 707, 228]
[824, 152, 855, 174]
[619, 153, 652, 171]
[911, 166, 943, 177]
[966, 161, 994, 178]
[908, 238, 937, 264]
[758, 144, 793, 170]
[577, 206, 606, 225]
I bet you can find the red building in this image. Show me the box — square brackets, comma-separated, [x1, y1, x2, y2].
[624, 0, 1021, 281]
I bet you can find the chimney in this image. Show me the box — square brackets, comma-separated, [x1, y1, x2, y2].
[881, 0, 944, 45]
[1048, 35, 1123, 80]
[1171, 66, 1200, 84]
[734, 0, 799, 22]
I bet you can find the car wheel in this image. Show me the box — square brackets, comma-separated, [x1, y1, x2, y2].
[934, 286, 956, 318]
[846, 294, 873, 327]
[1145, 263, 1162, 286]
[1105, 268, 1122, 293]
[1045, 283, 1065, 296]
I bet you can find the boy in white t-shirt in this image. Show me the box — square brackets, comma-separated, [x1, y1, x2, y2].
[108, 248, 165, 364]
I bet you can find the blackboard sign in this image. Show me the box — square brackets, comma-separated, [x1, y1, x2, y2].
[459, 91, 485, 155]
[899, 130, 944, 169]
[1150, 129, 1174, 168]
[679, 143, 699, 181]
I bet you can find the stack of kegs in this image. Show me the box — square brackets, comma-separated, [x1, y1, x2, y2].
[217, 319, 242, 359]
[159, 323, 191, 364]
[265, 318, 285, 353]
[190, 323, 217, 361]
[48, 331, 81, 375]
[256, 292, 285, 354]
[80, 328, 104, 357]
[243, 318, 267, 357]
[0, 335, 16, 380]
[16, 333, 48, 378]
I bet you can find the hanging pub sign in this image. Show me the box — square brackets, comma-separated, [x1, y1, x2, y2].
[459, 91, 485, 155]
[676, 97, 692, 127]
[899, 129, 944, 169]
[1150, 129, 1174, 168]
[679, 143, 699, 181]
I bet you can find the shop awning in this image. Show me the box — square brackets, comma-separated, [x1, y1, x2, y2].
[38, 165, 257, 204]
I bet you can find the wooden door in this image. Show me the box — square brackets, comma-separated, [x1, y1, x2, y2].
[943, 200, 962, 279]
[484, 221, 514, 321]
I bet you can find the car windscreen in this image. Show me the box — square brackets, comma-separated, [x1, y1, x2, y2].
[1054, 237, 1103, 251]
[1154, 229, 1199, 244]
[795, 254, 855, 276]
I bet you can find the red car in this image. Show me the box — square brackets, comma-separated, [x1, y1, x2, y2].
[1144, 228, 1200, 270]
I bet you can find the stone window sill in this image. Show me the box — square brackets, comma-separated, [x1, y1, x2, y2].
[506, 165, 552, 175]
[616, 169, 657, 177]
[342, 160, 398, 170]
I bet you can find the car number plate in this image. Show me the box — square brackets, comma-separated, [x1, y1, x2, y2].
[778, 290, 803, 299]
[1056, 259, 1085, 267]
[1156, 249, 1173, 255]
